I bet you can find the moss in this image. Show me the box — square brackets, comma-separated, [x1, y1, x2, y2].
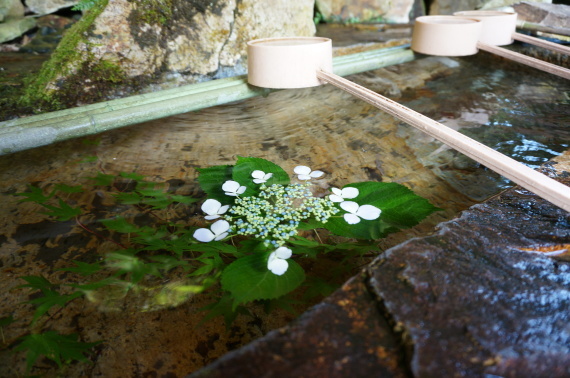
[131, 0, 174, 25]
[19, 0, 110, 112]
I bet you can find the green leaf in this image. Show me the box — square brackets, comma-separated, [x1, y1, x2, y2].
[14, 185, 53, 204]
[59, 261, 103, 276]
[53, 184, 84, 194]
[41, 199, 82, 221]
[0, 315, 15, 327]
[196, 164, 234, 203]
[17, 275, 54, 295]
[101, 217, 139, 233]
[232, 156, 290, 196]
[28, 291, 83, 324]
[198, 294, 250, 329]
[106, 252, 162, 283]
[113, 192, 143, 205]
[87, 172, 115, 186]
[119, 172, 145, 181]
[15, 331, 101, 371]
[323, 182, 440, 239]
[221, 253, 305, 309]
[168, 195, 199, 205]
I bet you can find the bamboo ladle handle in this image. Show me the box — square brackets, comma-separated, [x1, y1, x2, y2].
[316, 70, 570, 212]
[512, 32, 570, 56]
[477, 42, 570, 80]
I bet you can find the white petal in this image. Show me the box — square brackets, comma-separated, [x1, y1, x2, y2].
[264, 173, 273, 180]
[275, 246, 292, 259]
[294, 165, 311, 175]
[204, 215, 220, 220]
[356, 205, 381, 220]
[268, 259, 289, 275]
[214, 232, 228, 241]
[222, 180, 240, 192]
[253, 178, 265, 184]
[236, 186, 246, 194]
[225, 192, 238, 196]
[202, 199, 221, 215]
[329, 194, 344, 203]
[341, 187, 359, 199]
[211, 220, 230, 236]
[252, 170, 265, 179]
[310, 170, 324, 178]
[343, 213, 361, 224]
[218, 205, 230, 214]
[340, 201, 359, 214]
[193, 228, 215, 242]
[297, 174, 311, 181]
[331, 188, 342, 196]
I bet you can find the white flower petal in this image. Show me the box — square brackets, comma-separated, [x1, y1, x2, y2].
[193, 228, 215, 242]
[225, 192, 238, 196]
[340, 201, 359, 214]
[236, 186, 246, 194]
[253, 178, 265, 184]
[222, 180, 240, 192]
[343, 213, 361, 224]
[297, 174, 311, 181]
[294, 165, 311, 175]
[329, 194, 344, 203]
[331, 188, 342, 196]
[356, 205, 381, 220]
[341, 187, 359, 199]
[264, 173, 273, 180]
[214, 232, 228, 241]
[310, 170, 324, 178]
[252, 170, 265, 179]
[204, 215, 220, 220]
[268, 258, 289, 275]
[219, 205, 229, 214]
[275, 246, 292, 259]
[210, 219, 230, 236]
[202, 199, 221, 215]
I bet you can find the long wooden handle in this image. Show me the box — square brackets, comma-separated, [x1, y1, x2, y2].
[512, 32, 570, 56]
[316, 70, 570, 212]
[477, 42, 570, 80]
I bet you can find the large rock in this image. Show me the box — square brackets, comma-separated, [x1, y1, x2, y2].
[0, 0, 24, 21]
[0, 17, 36, 43]
[24, 0, 80, 15]
[428, 0, 552, 15]
[189, 150, 570, 377]
[513, 1, 570, 29]
[24, 0, 315, 108]
[316, 0, 422, 23]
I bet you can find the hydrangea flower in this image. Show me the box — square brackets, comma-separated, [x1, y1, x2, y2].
[267, 246, 293, 275]
[252, 170, 273, 184]
[329, 187, 359, 203]
[201, 199, 229, 220]
[222, 180, 246, 196]
[294, 165, 324, 181]
[340, 201, 381, 224]
[193, 220, 230, 242]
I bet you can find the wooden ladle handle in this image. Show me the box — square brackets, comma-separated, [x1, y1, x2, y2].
[316, 70, 570, 212]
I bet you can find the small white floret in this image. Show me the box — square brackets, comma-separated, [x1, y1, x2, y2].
[267, 246, 293, 275]
[201, 199, 229, 220]
[251, 170, 273, 184]
[193, 219, 230, 242]
[222, 180, 246, 196]
[329, 187, 359, 202]
[340, 201, 381, 224]
[294, 165, 324, 181]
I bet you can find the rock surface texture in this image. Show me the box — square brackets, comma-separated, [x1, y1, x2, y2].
[428, 0, 552, 15]
[189, 150, 570, 377]
[513, 1, 570, 30]
[316, 0, 423, 23]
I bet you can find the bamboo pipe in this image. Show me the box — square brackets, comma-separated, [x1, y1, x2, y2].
[511, 32, 570, 56]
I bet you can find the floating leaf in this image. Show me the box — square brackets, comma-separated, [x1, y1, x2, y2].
[221, 253, 305, 309]
[323, 182, 440, 239]
[232, 156, 290, 196]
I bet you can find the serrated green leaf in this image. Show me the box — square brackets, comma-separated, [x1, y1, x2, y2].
[53, 184, 84, 194]
[41, 199, 82, 221]
[28, 291, 83, 324]
[101, 217, 139, 233]
[113, 191, 143, 205]
[198, 294, 250, 329]
[59, 261, 103, 276]
[14, 185, 53, 204]
[232, 156, 290, 196]
[221, 253, 305, 309]
[323, 182, 440, 239]
[87, 172, 116, 186]
[15, 331, 101, 371]
[17, 275, 55, 295]
[196, 164, 234, 203]
[168, 195, 199, 205]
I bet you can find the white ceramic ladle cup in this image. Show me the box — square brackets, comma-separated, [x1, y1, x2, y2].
[247, 37, 570, 211]
[411, 14, 570, 80]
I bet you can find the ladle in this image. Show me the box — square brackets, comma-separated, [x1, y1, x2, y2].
[411, 15, 570, 80]
[454, 10, 570, 56]
[247, 37, 570, 212]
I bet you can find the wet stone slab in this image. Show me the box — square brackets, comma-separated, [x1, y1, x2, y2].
[190, 151, 570, 377]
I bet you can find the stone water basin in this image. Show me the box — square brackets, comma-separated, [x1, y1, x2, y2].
[0, 44, 569, 376]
